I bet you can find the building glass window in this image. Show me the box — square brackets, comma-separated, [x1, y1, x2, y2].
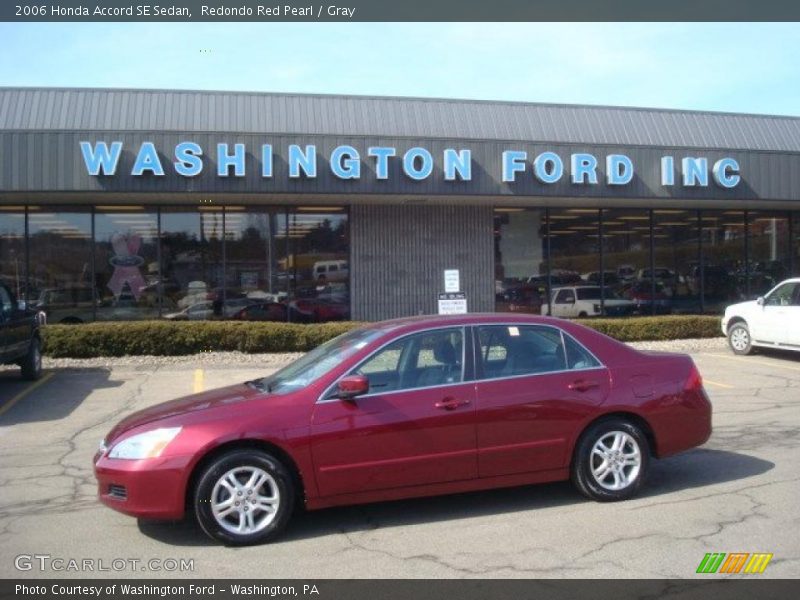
[794, 213, 800, 276]
[493, 208, 546, 315]
[700, 210, 746, 313]
[546, 209, 600, 316]
[27, 207, 94, 324]
[748, 211, 791, 296]
[160, 207, 224, 320]
[0, 206, 27, 302]
[602, 208, 651, 315]
[94, 207, 160, 321]
[652, 209, 701, 314]
[285, 208, 350, 323]
[224, 207, 290, 321]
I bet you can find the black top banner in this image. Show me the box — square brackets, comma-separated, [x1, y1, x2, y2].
[2, 0, 800, 21]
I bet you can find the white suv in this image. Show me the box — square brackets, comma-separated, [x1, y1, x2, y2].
[722, 278, 800, 355]
[542, 286, 635, 318]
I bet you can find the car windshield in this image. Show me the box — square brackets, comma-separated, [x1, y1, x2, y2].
[252, 327, 385, 394]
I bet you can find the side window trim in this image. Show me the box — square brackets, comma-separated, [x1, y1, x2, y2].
[558, 329, 570, 369]
[318, 325, 468, 403]
[470, 325, 486, 381]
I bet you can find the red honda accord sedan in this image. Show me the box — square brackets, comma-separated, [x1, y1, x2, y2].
[94, 314, 712, 545]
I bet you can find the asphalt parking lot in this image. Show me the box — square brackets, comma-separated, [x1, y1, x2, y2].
[0, 347, 798, 579]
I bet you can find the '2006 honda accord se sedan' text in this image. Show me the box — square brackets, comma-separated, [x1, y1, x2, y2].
[94, 314, 712, 545]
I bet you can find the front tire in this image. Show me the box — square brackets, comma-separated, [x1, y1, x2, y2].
[20, 337, 42, 381]
[728, 322, 753, 355]
[572, 419, 649, 502]
[194, 450, 295, 545]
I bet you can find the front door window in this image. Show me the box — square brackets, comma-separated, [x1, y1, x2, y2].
[352, 328, 464, 393]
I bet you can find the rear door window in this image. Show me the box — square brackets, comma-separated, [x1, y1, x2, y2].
[563, 334, 601, 370]
[477, 325, 567, 379]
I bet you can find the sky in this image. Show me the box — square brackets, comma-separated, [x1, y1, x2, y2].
[1, 22, 799, 116]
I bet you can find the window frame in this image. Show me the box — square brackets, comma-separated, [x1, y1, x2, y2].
[764, 281, 798, 306]
[555, 289, 575, 304]
[470, 323, 606, 383]
[318, 325, 471, 403]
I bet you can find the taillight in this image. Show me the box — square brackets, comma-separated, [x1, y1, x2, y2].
[685, 363, 703, 391]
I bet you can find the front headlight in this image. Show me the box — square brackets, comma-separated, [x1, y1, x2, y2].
[108, 427, 182, 460]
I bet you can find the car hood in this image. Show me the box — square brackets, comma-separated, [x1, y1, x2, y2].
[105, 383, 261, 443]
[725, 300, 757, 314]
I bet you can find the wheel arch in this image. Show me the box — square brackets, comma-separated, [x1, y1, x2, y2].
[725, 316, 747, 335]
[185, 439, 306, 511]
[571, 411, 658, 466]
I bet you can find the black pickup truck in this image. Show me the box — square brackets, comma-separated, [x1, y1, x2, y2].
[0, 281, 43, 380]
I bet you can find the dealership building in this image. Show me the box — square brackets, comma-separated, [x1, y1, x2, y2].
[1, 87, 799, 323]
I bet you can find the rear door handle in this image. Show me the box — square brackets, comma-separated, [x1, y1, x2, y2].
[434, 397, 471, 410]
[568, 380, 600, 392]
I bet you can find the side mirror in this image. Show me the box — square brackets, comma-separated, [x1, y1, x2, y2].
[756, 296, 765, 306]
[337, 375, 369, 400]
[17, 300, 27, 311]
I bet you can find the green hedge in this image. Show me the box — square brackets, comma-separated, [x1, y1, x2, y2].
[40, 316, 723, 358]
[576, 315, 723, 342]
[41, 321, 363, 358]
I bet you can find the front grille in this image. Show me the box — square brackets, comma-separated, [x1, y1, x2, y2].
[108, 484, 127, 500]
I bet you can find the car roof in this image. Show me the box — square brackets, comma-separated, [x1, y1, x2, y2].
[349, 312, 644, 368]
[368, 313, 574, 333]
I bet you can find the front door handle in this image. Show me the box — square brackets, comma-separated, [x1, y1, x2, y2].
[434, 397, 470, 410]
[568, 380, 600, 392]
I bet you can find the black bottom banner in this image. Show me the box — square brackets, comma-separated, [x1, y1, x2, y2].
[2, 580, 799, 600]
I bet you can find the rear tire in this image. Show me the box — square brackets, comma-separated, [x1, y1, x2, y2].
[20, 338, 42, 381]
[571, 418, 649, 502]
[194, 450, 294, 546]
[728, 322, 753, 355]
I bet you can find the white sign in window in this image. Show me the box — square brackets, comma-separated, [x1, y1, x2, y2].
[438, 292, 467, 315]
[444, 269, 460, 293]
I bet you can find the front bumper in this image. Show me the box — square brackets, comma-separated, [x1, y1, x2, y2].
[94, 453, 193, 520]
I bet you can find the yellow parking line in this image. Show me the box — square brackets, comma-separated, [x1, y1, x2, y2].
[706, 353, 800, 373]
[193, 369, 204, 393]
[703, 378, 734, 389]
[0, 372, 55, 418]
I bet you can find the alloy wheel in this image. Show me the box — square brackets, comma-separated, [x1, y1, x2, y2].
[730, 327, 750, 352]
[590, 431, 642, 491]
[210, 466, 280, 534]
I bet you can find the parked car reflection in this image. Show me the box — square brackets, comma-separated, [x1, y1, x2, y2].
[620, 280, 672, 315]
[231, 302, 288, 322]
